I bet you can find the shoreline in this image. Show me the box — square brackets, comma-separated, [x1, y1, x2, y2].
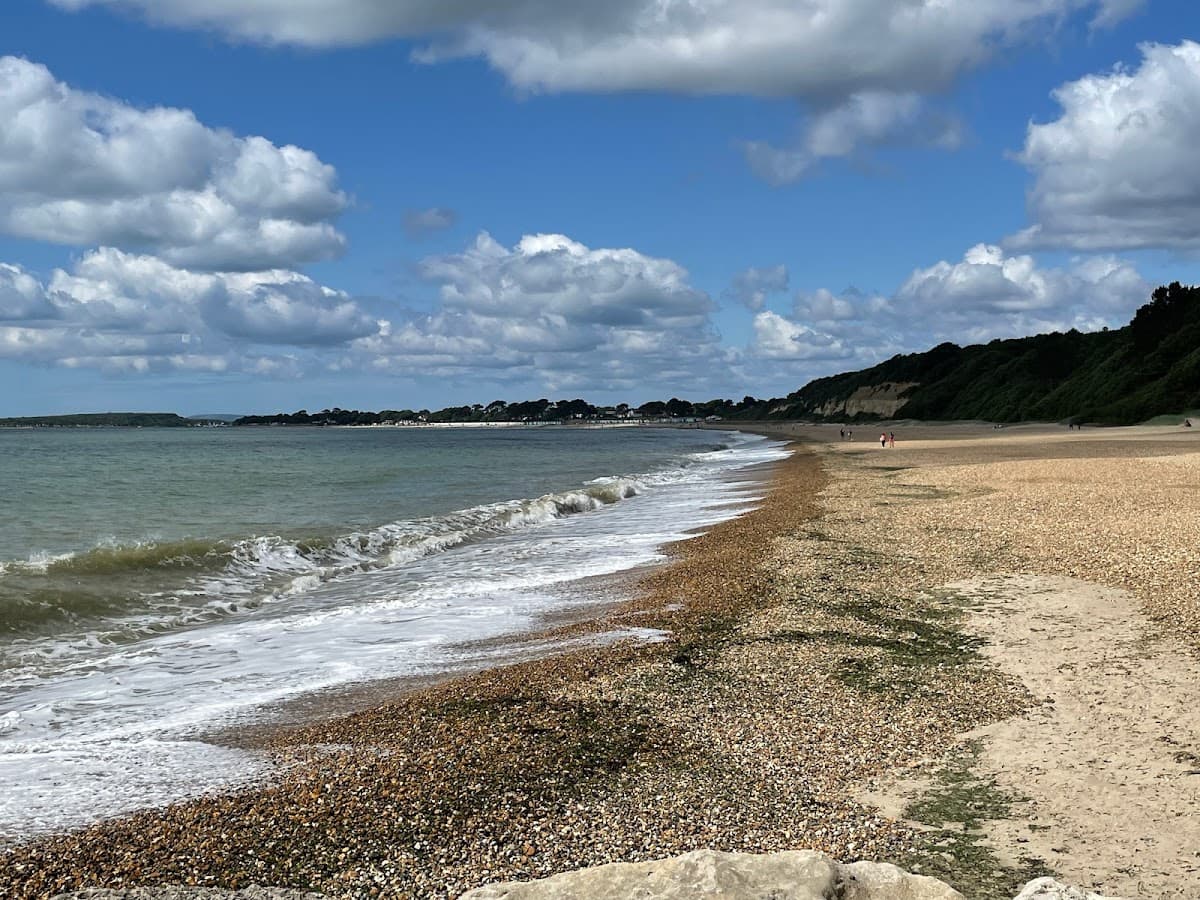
[4, 441, 858, 898]
[5, 424, 1199, 899]
[0, 427, 783, 846]
[198, 449, 785, 752]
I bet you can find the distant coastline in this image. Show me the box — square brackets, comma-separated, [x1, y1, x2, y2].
[0, 413, 226, 428]
[7, 281, 1200, 431]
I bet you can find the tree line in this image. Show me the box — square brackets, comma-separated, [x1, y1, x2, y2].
[232, 396, 777, 427]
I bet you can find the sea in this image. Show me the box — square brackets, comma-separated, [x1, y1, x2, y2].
[0, 424, 789, 843]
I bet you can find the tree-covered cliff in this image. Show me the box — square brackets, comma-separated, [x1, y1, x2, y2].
[778, 282, 1200, 424]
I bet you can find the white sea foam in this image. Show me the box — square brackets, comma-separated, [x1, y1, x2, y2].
[0, 431, 790, 844]
[0, 550, 78, 575]
[185, 475, 651, 609]
[0, 738, 272, 841]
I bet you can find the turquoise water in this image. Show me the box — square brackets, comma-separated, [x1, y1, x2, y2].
[0, 425, 789, 841]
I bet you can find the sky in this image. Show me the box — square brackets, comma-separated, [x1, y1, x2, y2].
[1, 0, 1198, 415]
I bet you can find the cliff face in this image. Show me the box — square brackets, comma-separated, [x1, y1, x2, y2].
[814, 382, 919, 419]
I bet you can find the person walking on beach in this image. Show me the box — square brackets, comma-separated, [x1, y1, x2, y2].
[880, 432, 887, 448]
[840, 428, 845, 440]
[888, 432, 895, 448]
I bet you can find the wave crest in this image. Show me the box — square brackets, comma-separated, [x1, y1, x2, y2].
[0, 476, 646, 639]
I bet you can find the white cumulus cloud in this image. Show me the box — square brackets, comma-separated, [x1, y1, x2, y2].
[897, 244, 1149, 334]
[0, 249, 378, 372]
[748, 245, 1149, 380]
[794, 287, 886, 323]
[0, 264, 59, 321]
[359, 231, 732, 393]
[0, 230, 735, 392]
[46, 1, 1136, 182]
[420, 232, 714, 328]
[0, 56, 347, 270]
[1011, 40, 1200, 252]
[46, 1, 1133, 92]
[752, 310, 849, 361]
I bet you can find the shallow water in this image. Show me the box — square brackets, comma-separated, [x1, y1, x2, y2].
[0, 425, 788, 841]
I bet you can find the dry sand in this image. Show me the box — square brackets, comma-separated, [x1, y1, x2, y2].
[953, 574, 1200, 898]
[784, 423, 1200, 899]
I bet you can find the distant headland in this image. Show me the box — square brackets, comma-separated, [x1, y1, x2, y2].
[0, 413, 226, 428]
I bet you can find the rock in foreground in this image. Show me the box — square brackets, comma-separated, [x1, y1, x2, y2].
[48, 856, 1128, 900]
[457, 849, 963, 899]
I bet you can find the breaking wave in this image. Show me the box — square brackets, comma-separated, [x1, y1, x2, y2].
[0, 476, 646, 642]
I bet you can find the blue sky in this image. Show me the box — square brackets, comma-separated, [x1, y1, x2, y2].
[0, 0, 1198, 415]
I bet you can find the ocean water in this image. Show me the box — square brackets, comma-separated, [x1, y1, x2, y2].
[0, 425, 789, 842]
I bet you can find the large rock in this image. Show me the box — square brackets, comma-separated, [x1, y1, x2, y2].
[457, 849, 963, 899]
[46, 862, 1124, 900]
[839, 860, 964, 899]
[1013, 878, 1126, 900]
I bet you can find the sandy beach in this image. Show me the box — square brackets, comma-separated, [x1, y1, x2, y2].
[4, 423, 1199, 899]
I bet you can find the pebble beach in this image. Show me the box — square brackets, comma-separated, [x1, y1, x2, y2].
[4, 424, 1198, 899]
